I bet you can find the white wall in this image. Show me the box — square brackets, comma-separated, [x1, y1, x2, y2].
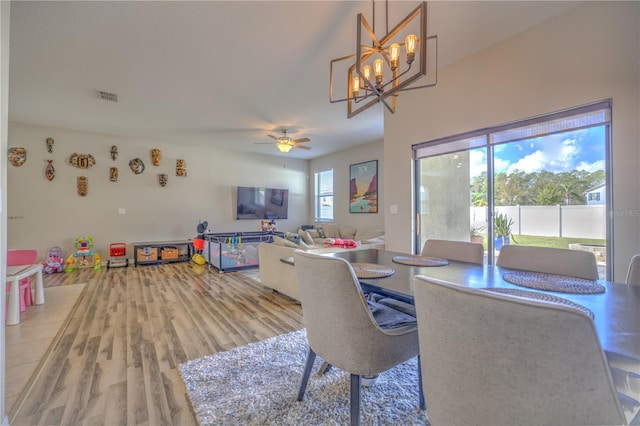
[7, 122, 309, 260]
[384, 2, 640, 281]
[309, 140, 384, 230]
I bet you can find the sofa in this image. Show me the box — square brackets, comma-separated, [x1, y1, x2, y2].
[258, 223, 385, 301]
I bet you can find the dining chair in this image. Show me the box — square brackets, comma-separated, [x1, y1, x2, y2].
[625, 254, 640, 285]
[374, 238, 486, 317]
[6, 249, 38, 316]
[293, 250, 424, 426]
[413, 275, 629, 426]
[421, 239, 484, 264]
[496, 245, 599, 280]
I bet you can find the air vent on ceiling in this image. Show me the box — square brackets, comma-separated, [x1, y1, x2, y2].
[97, 90, 118, 102]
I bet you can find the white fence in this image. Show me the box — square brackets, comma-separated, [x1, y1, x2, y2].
[471, 205, 606, 239]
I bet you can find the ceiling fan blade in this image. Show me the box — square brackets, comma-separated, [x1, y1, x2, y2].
[293, 138, 311, 143]
[267, 134, 278, 140]
[294, 145, 312, 150]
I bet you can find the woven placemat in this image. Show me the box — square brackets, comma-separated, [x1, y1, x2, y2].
[484, 287, 594, 319]
[503, 271, 605, 294]
[351, 263, 395, 279]
[392, 255, 449, 267]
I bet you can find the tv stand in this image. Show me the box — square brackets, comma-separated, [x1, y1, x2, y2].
[133, 240, 193, 266]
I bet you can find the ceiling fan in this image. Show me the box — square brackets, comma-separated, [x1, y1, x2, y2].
[256, 129, 311, 153]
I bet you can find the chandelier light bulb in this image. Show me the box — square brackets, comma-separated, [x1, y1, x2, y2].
[389, 43, 400, 71]
[373, 58, 384, 88]
[352, 73, 360, 97]
[363, 65, 372, 83]
[405, 34, 418, 64]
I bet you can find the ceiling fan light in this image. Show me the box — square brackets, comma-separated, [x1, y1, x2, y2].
[277, 143, 292, 153]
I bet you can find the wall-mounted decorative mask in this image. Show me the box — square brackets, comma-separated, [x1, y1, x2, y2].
[77, 176, 88, 197]
[8, 147, 27, 167]
[46, 137, 54, 153]
[45, 160, 55, 181]
[68, 153, 96, 169]
[129, 158, 145, 174]
[176, 159, 187, 177]
[151, 149, 162, 166]
[158, 173, 168, 187]
[110, 145, 118, 161]
[110, 167, 119, 182]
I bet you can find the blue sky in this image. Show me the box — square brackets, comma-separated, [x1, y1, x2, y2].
[470, 126, 605, 177]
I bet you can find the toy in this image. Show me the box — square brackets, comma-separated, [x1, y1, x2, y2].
[107, 243, 129, 268]
[73, 236, 96, 268]
[194, 221, 210, 255]
[64, 254, 76, 273]
[43, 246, 64, 274]
[93, 253, 102, 270]
[259, 219, 277, 232]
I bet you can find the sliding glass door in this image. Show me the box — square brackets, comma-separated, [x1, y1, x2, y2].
[414, 101, 611, 278]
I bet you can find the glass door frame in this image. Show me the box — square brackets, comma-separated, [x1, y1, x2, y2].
[412, 100, 613, 277]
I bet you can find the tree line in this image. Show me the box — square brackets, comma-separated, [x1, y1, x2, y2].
[470, 169, 605, 207]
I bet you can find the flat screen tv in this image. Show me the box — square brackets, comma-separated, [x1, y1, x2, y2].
[236, 186, 289, 220]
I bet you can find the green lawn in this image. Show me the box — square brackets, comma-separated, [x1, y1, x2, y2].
[480, 235, 605, 250]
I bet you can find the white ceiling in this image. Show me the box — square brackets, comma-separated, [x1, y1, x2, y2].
[8, 1, 578, 159]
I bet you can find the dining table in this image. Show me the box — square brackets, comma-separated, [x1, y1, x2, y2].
[5, 263, 45, 325]
[324, 248, 640, 423]
[328, 248, 640, 363]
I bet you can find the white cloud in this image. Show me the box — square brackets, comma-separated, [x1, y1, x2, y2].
[507, 150, 546, 173]
[469, 149, 486, 177]
[576, 160, 604, 173]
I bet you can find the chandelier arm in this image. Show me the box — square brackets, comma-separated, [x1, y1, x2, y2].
[381, 97, 395, 113]
[353, 91, 378, 104]
[375, 62, 414, 92]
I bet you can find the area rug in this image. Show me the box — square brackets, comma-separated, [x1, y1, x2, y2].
[179, 329, 429, 425]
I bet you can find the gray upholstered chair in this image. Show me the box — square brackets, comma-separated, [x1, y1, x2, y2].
[421, 239, 484, 264]
[375, 238, 485, 316]
[496, 245, 599, 280]
[293, 250, 424, 426]
[626, 254, 640, 285]
[413, 275, 629, 426]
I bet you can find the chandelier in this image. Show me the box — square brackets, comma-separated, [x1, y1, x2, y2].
[330, 1, 438, 118]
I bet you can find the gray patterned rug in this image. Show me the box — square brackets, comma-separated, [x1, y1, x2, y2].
[179, 329, 429, 425]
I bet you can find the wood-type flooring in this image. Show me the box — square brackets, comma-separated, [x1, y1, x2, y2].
[8, 262, 304, 425]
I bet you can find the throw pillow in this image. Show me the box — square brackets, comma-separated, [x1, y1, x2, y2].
[298, 229, 315, 245]
[322, 223, 340, 238]
[338, 226, 357, 240]
[284, 231, 300, 244]
[273, 236, 298, 248]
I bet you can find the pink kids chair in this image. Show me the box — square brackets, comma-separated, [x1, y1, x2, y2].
[6, 249, 38, 316]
